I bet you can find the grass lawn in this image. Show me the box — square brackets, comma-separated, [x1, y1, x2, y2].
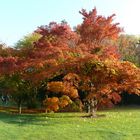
[0, 107, 140, 140]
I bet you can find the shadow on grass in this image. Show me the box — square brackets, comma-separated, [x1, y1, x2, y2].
[0, 111, 86, 126]
[82, 114, 106, 118]
[0, 111, 53, 126]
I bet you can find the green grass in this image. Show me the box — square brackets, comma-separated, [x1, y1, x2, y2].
[0, 107, 140, 140]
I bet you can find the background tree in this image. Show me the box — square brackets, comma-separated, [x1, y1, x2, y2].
[116, 34, 140, 67]
[15, 33, 41, 49]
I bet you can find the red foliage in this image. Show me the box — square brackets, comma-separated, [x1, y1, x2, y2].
[0, 56, 18, 74]
[78, 8, 122, 44]
[0, 8, 139, 113]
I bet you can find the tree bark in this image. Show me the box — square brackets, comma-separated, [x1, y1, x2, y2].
[18, 103, 22, 114]
[90, 107, 97, 118]
[89, 99, 97, 118]
[87, 104, 90, 114]
[45, 108, 48, 113]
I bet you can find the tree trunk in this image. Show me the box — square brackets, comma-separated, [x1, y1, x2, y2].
[84, 101, 90, 113]
[89, 99, 97, 118]
[87, 104, 90, 114]
[90, 107, 97, 118]
[18, 103, 22, 114]
[45, 108, 48, 113]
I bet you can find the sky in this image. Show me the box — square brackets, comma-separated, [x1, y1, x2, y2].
[0, 0, 140, 46]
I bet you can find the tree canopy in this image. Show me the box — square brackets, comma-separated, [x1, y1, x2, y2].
[0, 8, 140, 116]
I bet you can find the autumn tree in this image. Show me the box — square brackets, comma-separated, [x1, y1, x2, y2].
[0, 44, 40, 113]
[0, 7, 140, 117]
[35, 8, 140, 117]
[43, 56, 140, 116]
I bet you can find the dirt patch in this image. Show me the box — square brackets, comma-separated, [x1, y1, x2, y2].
[82, 114, 106, 118]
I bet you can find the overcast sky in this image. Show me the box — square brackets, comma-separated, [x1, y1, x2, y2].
[0, 0, 140, 46]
